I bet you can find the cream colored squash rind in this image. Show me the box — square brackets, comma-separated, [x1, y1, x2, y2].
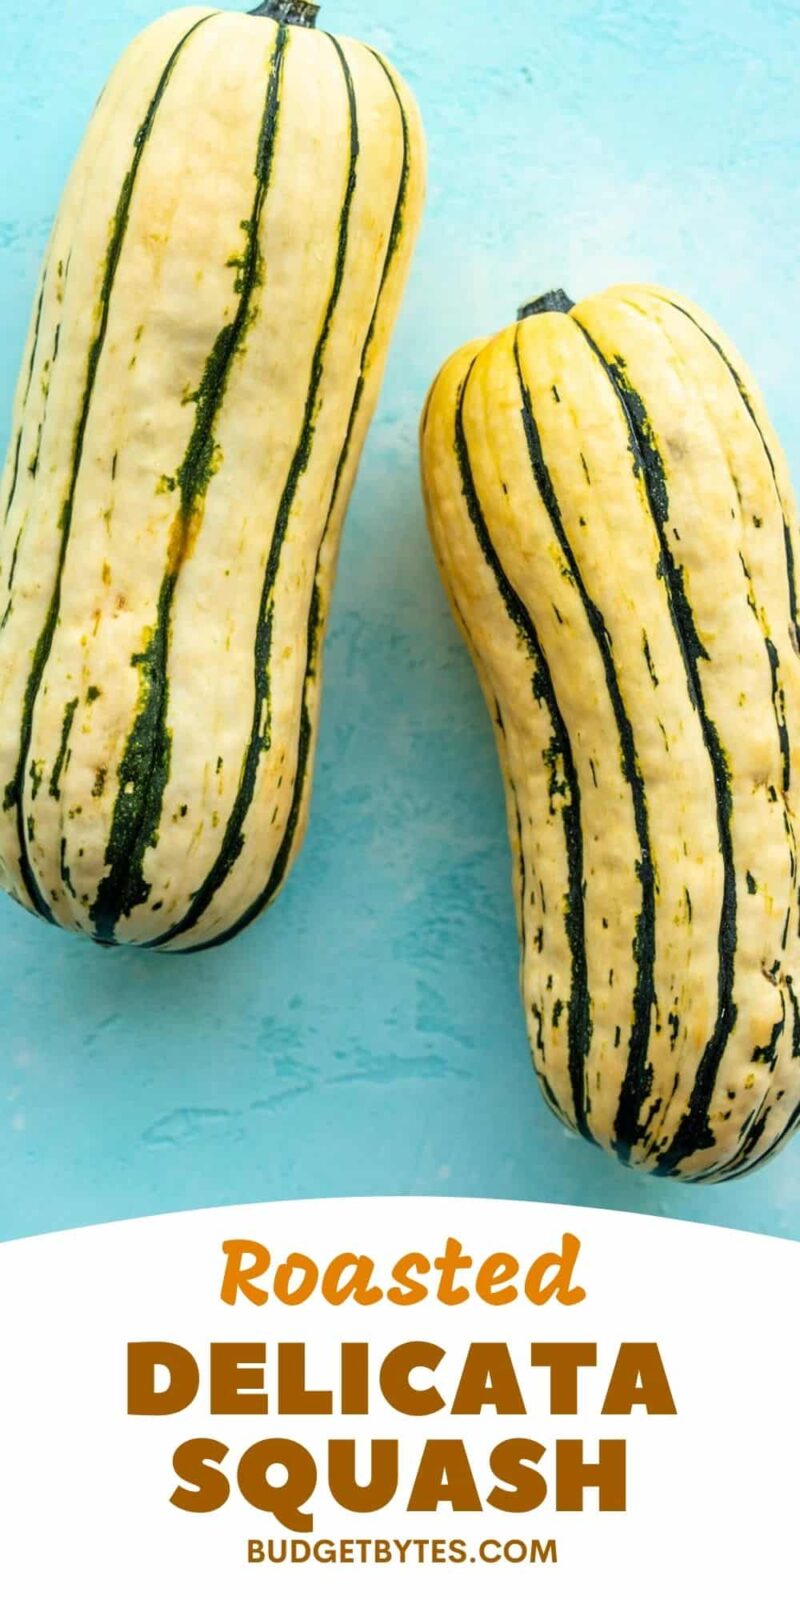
[420, 283, 800, 1183]
[0, 6, 426, 950]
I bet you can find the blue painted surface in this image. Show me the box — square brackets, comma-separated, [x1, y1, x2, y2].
[0, 0, 798, 1241]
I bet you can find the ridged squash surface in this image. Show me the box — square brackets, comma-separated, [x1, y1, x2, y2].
[0, 3, 425, 950]
[421, 284, 800, 1182]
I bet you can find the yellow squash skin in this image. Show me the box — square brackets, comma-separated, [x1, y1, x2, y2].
[420, 284, 800, 1182]
[0, 3, 425, 951]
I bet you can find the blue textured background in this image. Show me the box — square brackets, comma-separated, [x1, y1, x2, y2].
[0, 0, 798, 1241]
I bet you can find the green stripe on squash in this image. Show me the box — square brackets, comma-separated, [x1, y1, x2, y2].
[0, 3, 425, 949]
[421, 282, 800, 1183]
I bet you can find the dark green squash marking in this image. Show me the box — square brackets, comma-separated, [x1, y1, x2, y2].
[419, 386, 434, 441]
[640, 1095, 663, 1137]
[714, 1094, 800, 1181]
[642, 1067, 684, 1163]
[736, 535, 799, 943]
[49, 697, 78, 801]
[685, 369, 797, 1175]
[751, 1008, 786, 1065]
[538, 1070, 574, 1128]
[515, 330, 655, 1159]
[29, 759, 43, 801]
[738, 552, 793, 803]
[572, 319, 738, 1176]
[28, 422, 43, 480]
[786, 975, 800, 1056]
[531, 1000, 545, 1055]
[181, 703, 313, 954]
[150, 42, 412, 950]
[4, 267, 49, 527]
[765, 636, 791, 793]
[495, 702, 567, 1116]
[91, 618, 176, 937]
[311, 47, 413, 529]
[448, 357, 593, 1137]
[642, 630, 659, 687]
[6, 519, 25, 594]
[494, 697, 530, 979]
[90, 21, 288, 943]
[702, 996, 788, 1181]
[5, 12, 213, 922]
[60, 837, 78, 900]
[4, 432, 23, 522]
[736, 533, 798, 939]
[658, 294, 800, 654]
[23, 276, 48, 407]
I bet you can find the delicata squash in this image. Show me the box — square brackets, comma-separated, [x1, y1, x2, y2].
[421, 284, 800, 1182]
[0, 0, 424, 950]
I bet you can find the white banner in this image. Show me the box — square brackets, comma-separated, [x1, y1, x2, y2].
[0, 1198, 795, 1596]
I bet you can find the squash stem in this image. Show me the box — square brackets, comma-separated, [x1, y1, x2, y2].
[249, 0, 319, 25]
[518, 289, 575, 319]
